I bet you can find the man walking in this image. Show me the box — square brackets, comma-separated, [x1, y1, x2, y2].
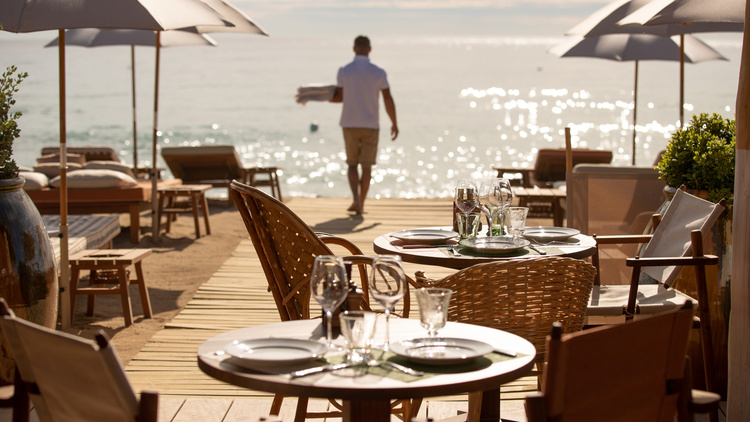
[331, 35, 398, 215]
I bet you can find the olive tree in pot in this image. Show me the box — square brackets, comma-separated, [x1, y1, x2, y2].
[656, 112, 734, 395]
[0, 65, 58, 382]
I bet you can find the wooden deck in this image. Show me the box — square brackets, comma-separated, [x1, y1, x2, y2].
[124, 197, 540, 421]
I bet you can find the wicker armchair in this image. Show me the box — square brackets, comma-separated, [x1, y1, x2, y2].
[230, 180, 416, 421]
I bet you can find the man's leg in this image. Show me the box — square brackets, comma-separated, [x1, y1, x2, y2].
[359, 164, 372, 214]
[348, 164, 360, 212]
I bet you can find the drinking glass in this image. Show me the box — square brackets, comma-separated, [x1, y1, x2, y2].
[454, 178, 479, 217]
[487, 178, 514, 236]
[478, 178, 497, 235]
[310, 255, 349, 352]
[339, 310, 378, 363]
[507, 206, 529, 242]
[369, 255, 406, 351]
[416, 288, 453, 337]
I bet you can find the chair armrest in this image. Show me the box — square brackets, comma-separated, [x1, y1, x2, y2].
[594, 234, 653, 245]
[317, 233, 365, 255]
[625, 255, 719, 268]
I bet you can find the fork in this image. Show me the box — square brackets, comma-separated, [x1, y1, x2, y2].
[446, 243, 461, 256]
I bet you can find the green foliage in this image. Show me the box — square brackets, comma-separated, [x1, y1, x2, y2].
[656, 113, 735, 203]
[0, 65, 28, 180]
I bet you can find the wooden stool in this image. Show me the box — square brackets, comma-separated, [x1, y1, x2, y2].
[246, 167, 283, 201]
[69, 248, 153, 326]
[156, 184, 212, 238]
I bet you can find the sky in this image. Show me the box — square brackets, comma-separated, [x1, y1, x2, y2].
[208, 0, 612, 38]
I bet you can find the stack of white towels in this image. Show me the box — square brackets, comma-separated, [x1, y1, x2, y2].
[295, 84, 336, 104]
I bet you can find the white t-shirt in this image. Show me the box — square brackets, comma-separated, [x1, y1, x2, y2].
[337, 55, 389, 129]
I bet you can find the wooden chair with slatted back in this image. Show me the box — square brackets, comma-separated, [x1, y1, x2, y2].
[526, 302, 720, 422]
[0, 299, 158, 422]
[415, 256, 596, 421]
[586, 188, 725, 407]
[230, 180, 417, 422]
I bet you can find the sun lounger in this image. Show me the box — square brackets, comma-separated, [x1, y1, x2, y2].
[27, 179, 181, 244]
[162, 145, 282, 200]
[43, 214, 121, 266]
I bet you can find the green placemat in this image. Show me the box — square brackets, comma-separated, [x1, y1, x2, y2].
[439, 244, 563, 258]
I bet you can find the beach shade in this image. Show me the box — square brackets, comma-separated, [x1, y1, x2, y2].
[144, 0, 268, 241]
[549, 33, 727, 164]
[566, 0, 742, 133]
[620, 0, 745, 26]
[0, 0, 227, 329]
[45, 28, 219, 176]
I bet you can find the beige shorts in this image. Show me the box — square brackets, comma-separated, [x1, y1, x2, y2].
[343, 127, 379, 166]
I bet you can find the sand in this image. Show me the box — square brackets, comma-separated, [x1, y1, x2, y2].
[62, 199, 248, 364]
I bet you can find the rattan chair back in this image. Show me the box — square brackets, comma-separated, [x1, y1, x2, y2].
[421, 257, 596, 364]
[230, 180, 341, 321]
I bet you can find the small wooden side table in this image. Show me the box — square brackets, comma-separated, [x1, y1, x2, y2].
[69, 248, 153, 326]
[156, 184, 212, 238]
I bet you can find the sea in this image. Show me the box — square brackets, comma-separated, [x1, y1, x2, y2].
[0, 32, 743, 199]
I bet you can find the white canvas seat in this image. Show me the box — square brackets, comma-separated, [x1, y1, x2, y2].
[0, 299, 158, 422]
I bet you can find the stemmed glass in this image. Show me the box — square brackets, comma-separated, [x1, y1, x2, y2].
[454, 178, 479, 219]
[478, 178, 496, 236]
[369, 255, 406, 351]
[488, 178, 514, 236]
[310, 255, 349, 352]
[416, 288, 452, 337]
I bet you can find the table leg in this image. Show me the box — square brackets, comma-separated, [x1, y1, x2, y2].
[129, 204, 140, 244]
[200, 192, 211, 235]
[343, 399, 391, 422]
[118, 267, 133, 326]
[134, 262, 152, 319]
[479, 388, 500, 422]
[191, 193, 201, 238]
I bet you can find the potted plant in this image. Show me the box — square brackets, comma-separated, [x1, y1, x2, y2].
[656, 112, 734, 395]
[656, 112, 735, 204]
[0, 65, 58, 383]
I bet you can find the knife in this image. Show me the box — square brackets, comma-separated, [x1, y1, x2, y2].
[291, 362, 354, 378]
[493, 347, 517, 358]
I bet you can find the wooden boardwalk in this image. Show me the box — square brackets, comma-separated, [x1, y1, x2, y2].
[121, 197, 542, 421]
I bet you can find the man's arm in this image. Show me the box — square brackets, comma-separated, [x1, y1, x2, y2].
[330, 87, 343, 103]
[382, 88, 398, 140]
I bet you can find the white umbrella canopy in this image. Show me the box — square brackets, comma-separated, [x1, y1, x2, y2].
[0, 0, 227, 329]
[550, 33, 727, 164]
[45, 28, 218, 174]
[567, 0, 743, 37]
[566, 0, 741, 127]
[620, 0, 745, 25]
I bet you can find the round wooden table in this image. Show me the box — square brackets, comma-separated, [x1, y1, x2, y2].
[198, 318, 536, 422]
[373, 227, 597, 270]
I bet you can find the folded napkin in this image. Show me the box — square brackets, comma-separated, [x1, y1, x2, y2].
[295, 84, 336, 104]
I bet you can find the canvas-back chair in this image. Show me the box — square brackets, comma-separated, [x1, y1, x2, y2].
[566, 163, 667, 285]
[525, 302, 720, 422]
[0, 299, 158, 422]
[163, 145, 282, 200]
[587, 188, 725, 400]
[415, 257, 596, 422]
[230, 180, 417, 421]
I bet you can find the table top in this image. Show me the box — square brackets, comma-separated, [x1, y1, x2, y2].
[157, 184, 212, 193]
[197, 318, 535, 401]
[373, 227, 597, 270]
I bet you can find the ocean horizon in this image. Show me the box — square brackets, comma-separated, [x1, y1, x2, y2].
[0, 32, 742, 199]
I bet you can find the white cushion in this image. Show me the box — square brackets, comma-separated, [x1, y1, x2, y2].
[587, 284, 695, 316]
[34, 162, 83, 178]
[19, 172, 49, 191]
[83, 160, 135, 178]
[49, 169, 138, 189]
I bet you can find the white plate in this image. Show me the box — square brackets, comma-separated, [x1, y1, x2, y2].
[458, 237, 530, 255]
[391, 229, 458, 244]
[390, 337, 494, 365]
[522, 227, 580, 242]
[224, 338, 327, 365]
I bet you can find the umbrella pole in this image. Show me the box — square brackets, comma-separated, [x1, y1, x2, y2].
[632, 61, 638, 166]
[132, 46, 138, 177]
[151, 32, 161, 241]
[58, 29, 71, 330]
[680, 34, 685, 128]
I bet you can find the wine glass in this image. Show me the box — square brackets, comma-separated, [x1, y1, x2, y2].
[310, 255, 349, 352]
[416, 288, 452, 337]
[454, 178, 479, 217]
[478, 178, 496, 235]
[369, 255, 406, 351]
[488, 178, 514, 235]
